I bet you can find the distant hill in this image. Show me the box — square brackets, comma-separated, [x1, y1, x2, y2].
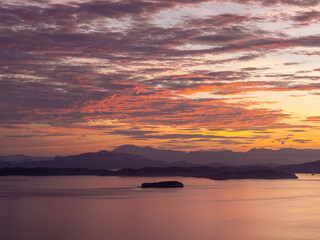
[278, 160, 320, 173]
[114, 145, 186, 163]
[2, 146, 320, 170]
[0, 155, 50, 163]
[16, 150, 167, 169]
[114, 145, 320, 165]
[0, 161, 13, 168]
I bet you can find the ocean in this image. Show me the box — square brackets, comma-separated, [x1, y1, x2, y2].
[1, 174, 319, 240]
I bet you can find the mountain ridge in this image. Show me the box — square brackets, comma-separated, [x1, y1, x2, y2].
[114, 145, 320, 165]
[11, 150, 167, 169]
[2, 145, 320, 169]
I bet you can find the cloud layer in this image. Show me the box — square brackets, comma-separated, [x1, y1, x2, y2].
[1, 0, 320, 154]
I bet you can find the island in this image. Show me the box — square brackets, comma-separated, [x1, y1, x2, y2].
[141, 181, 184, 188]
[208, 169, 298, 180]
[0, 167, 298, 181]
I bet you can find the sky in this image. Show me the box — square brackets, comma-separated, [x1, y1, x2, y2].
[1, 0, 320, 156]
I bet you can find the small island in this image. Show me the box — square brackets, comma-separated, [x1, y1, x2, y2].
[141, 181, 184, 188]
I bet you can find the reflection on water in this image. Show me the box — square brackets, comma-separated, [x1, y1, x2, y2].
[1, 174, 320, 240]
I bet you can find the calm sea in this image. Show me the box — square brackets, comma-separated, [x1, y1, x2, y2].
[0, 174, 319, 240]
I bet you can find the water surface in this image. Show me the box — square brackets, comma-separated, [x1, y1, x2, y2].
[1, 174, 320, 240]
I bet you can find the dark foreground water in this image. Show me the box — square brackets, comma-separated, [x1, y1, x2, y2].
[1, 174, 320, 240]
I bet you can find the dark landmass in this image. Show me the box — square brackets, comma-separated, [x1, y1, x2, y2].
[114, 145, 186, 163]
[0, 167, 114, 176]
[208, 169, 298, 180]
[118, 166, 298, 180]
[114, 145, 320, 165]
[0, 166, 298, 180]
[141, 181, 184, 188]
[167, 161, 203, 167]
[14, 150, 167, 169]
[0, 166, 227, 177]
[278, 160, 320, 173]
[0, 155, 51, 163]
[0, 150, 205, 169]
[117, 166, 222, 177]
[0, 161, 13, 168]
[3, 147, 320, 180]
[3, 147, 320, 170]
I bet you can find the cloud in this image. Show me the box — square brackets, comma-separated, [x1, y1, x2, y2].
[292, 139, 312, 143]
[287, 129, 307, 132]
[291, 10, 320, 25]
[2, 0, 320, 153]
[184, 14, 250, 28]
[5, 135, 35, 138]
[231, 0, 320, 6]
[305, 116, 320, 122]
[111, 131, 249, 140]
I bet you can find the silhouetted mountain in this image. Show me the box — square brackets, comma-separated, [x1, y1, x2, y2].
[0, 167, 114, 176]
[167, 161, 203, 167]
[0, 155, 50, 163]
[114, 145, 186, 163]
[0, 161, 13, 168]
[278, 160, 320, 173]
[117, 166, 222, 177]
[114, 145, 320, 165]
[3, 146, 320, 170]
[244, 148, 320, 164]
[16, 150, 166, 169]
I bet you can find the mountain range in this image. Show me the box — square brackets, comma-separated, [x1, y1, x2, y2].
[0, 151, 166, 169]
[114, 145, 320, 165]
[0, 154, 51, 163]
[1, 145, 320, 169]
